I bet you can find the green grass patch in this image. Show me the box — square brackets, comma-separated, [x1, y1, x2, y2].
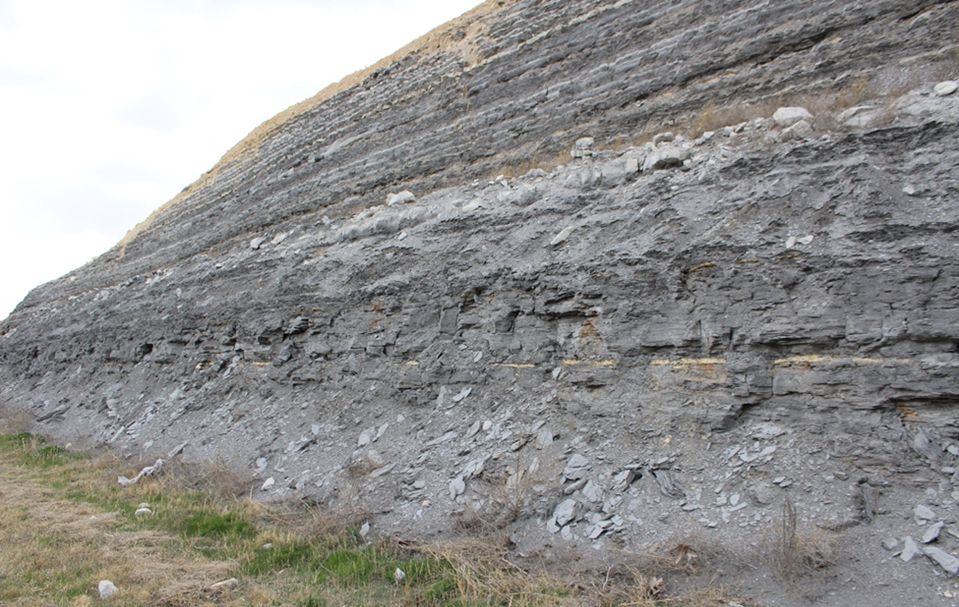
[244, 539, 315, 574]
[181, 510, 257, 539]
[0, 432, 87, 468]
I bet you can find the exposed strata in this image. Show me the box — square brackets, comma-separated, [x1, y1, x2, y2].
[2, 1, 959, 604]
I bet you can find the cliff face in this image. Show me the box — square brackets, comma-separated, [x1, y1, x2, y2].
[3, 0, 959, 602]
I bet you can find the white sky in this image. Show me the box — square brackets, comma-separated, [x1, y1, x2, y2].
[0, 0, 480, 320]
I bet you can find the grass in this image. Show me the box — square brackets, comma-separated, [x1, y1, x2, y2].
[767, 499, 840, 585]
[0, 426, 762, 606]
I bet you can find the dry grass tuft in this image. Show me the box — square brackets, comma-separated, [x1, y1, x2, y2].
[768, 499, 840, 583]
[160, 454, 254, 499]
[0, 407, 33, 434]
[420, 538, 573, 606]
[687, 101, 753, 139]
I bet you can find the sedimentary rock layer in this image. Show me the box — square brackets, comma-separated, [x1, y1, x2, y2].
[2, 4, 959, 593]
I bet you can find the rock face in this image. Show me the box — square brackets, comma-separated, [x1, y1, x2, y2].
[3, 1, 959, 600]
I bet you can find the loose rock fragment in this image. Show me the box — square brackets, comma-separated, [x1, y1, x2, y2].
[934, 80, 958, 97]
[98, 580, 119, 600]
[901, 537, 922, 562]
[652, 131, 674, 145]
[780, 119, 814, 141]
[553, 498, 578, 527]
[772, 106, 813, 127]
[449, 477, 466, 499]
[550, 226, 575, 247]
[209, 578, 239, 591]
[643, 145, 687, 171]
[924, 546, 959, 575]
[922, 521, 944, 544]
[386, 191, 416, 206]
[915, 504, 936, 522]
[570, 137, 596, 159]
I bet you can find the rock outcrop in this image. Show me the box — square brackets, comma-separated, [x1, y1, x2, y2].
[3, 1, 959, 602]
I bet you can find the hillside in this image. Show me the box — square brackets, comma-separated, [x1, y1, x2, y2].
[3, 1, 959, 604]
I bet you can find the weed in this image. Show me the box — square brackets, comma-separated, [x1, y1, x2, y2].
[181, 510, 256, 540]
[244, 537, 314, 574]
[687, 101, 753, 139]
[768, 498, 840, 583]
[0, 408, 33, 434]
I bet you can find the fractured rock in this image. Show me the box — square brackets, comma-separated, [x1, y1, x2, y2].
[552, 498, 578, 527]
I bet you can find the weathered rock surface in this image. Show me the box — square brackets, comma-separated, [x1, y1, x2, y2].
[2, 1, 959, 604]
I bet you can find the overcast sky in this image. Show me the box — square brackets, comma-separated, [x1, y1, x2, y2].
[0, 0, 480, 320]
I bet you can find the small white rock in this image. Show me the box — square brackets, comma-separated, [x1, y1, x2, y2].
[261, 477, 275, 490]
[773, 106, 814, 128]
[933, 80, 958, 97]
[652, 131, 675, 145]
[134, 507, 152, 517]
[394, 567, 407, 583]
[98, 580, 119, 600]
[449, 477, 466, 499]
[209, 578, 239, 591]
[386, 191, 416, 206]
[550, 226, 575, 247]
